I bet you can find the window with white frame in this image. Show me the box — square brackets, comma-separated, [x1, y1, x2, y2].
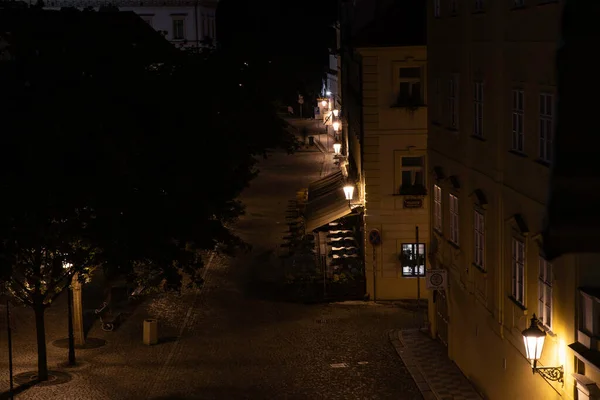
[434, 185, 442, 232]
[473, 81, 484, 137]
[511, 238, 525, 305]
[399, 156, 426, 195]
[449, 194, 459, 245]
[434, 0, 441, 17]
[539, 93, 554, 163]
[396, 67, 422, 106]
[401, 243, 426, 277]
[449, 76, 459, 128]
[449, 0, 457, 14]
[474, 210, 485, 268]
[475, 0, 484, 12]
[538, 257, 552, 329]
[172, 18, 185, 40]
[511, 89, 524, 152]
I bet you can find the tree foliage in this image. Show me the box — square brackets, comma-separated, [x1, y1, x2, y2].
[0, 8, 296, 379]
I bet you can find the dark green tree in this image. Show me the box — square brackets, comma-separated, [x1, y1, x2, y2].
[0, 9, 295, 381]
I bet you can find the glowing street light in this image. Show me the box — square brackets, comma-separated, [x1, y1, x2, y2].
[333, 109, 339, 117]
[326, 90, 332, 96]
[521, 314, 564, 385]
[321, 100, 327, 107]
[333, 142, 341, 155]
[343, 185, 355, 204]
[333, 121, 340, 132]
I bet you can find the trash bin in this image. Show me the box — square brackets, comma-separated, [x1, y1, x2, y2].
[308, 136, 314, 145]
[143, 318, 158, 345]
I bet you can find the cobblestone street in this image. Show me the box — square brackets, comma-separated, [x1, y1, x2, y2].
[0, 141, 424, 399]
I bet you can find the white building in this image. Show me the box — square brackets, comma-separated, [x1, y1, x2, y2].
[45, 0, 217, 49]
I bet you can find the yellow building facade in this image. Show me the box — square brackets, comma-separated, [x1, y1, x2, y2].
[356, 45, 430, 301]
[427, 1, 600, 399]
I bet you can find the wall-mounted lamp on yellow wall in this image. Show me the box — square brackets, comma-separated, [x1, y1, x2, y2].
[522, 314, 564, 386]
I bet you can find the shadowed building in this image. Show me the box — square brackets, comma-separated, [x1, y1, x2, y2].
[425, 1, 597, 399]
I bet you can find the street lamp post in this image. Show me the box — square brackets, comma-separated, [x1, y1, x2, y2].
[343, 184, 355, 206]
[521, 314, 564, 385]
[333, 142, 342, 155]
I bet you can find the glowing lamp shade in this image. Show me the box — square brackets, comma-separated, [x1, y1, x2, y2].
[333, 109, 339, 117]
[343, 185, 355, 201]
[522, 314, 546, 365]
[326, 90, 332, 96]
[333, 121, 340, 132]
[321, 100, 327, 107]
[333, 142, 342, 155]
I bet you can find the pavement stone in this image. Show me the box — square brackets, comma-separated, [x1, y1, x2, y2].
[0, 147, 425, 400]
[390, 329, 483, 400]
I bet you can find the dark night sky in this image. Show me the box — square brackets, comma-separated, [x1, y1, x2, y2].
[216, 0, 338, 103]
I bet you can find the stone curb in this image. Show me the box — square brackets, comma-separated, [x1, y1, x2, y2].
[389, 329, 439, 400]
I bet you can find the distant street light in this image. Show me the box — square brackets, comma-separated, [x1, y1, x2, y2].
[333, 109, 339, 117]
[333, 121, 340, 132]
[321, 100, 327, 107]
[333, 142, 342, 155]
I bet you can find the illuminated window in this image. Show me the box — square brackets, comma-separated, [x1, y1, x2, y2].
[401, 243, 426, 277]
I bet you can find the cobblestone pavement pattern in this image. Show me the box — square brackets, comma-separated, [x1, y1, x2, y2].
[391, 330, 483, 400]
[0, 122, 424, 400]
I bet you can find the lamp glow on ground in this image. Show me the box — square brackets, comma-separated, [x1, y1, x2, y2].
[521, 314, 564, 385]
[333, 143, 341, 155]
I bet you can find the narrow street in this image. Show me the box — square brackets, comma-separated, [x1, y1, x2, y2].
[1, 144, 424, 400]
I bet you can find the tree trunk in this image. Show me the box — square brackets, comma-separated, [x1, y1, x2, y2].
[33, 303, 49, 381]
[72, 273, 85, 346]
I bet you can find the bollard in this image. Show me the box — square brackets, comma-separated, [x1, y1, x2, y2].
[143, 319, 158, 345]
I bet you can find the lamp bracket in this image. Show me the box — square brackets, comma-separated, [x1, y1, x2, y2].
[535, 365, 564, 385]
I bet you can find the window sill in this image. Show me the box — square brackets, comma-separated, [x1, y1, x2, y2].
[509, 150, 527, 158]
[534, 158, 551, 167]
[508, 295, 527, 312]
[540, 323, 557, 338]
[447, 240, 460, 250]
[473, 263, 486, 274]
[470, 134, 486, 142]
[401, 274, 426, 279]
